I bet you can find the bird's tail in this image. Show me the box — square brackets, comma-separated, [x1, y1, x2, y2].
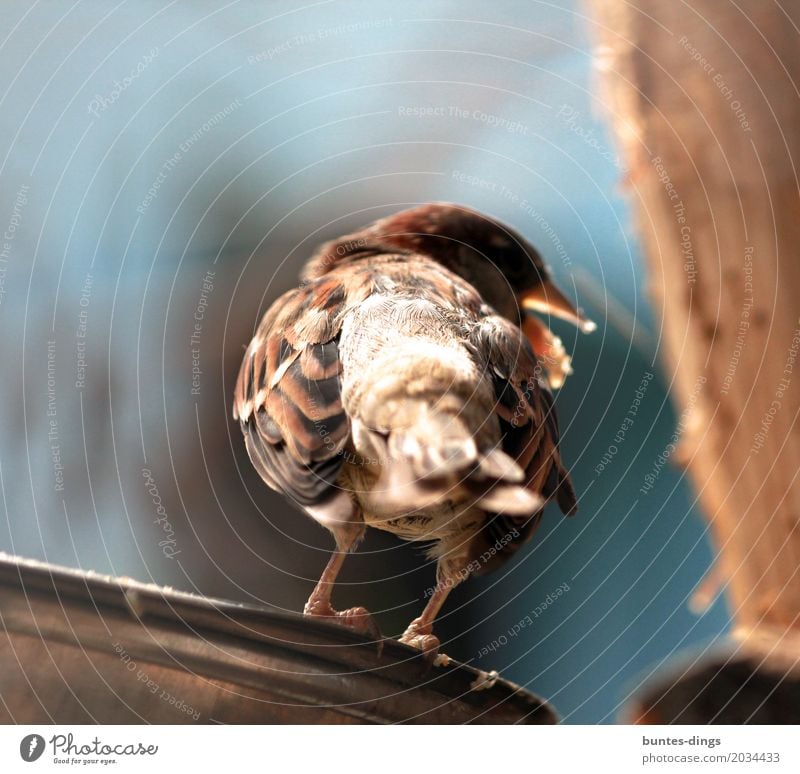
[352, 344, 543, 516]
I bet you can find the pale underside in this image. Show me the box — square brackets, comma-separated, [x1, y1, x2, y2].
[317, 292, 502, 560]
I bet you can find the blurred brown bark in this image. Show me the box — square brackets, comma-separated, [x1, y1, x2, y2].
[587, 0, 800, 642]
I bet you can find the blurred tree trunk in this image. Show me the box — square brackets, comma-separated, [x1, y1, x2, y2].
[587, 1, 800, 647]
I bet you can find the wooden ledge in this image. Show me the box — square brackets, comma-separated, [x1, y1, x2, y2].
[0, 552, 556, 724]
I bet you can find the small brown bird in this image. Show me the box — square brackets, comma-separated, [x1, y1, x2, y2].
[233, 203, 593, 655]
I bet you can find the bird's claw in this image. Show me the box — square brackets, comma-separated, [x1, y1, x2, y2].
[305, 603, 383, 642]
[335, 605, 383, 641]
[399, 621, 441, 664]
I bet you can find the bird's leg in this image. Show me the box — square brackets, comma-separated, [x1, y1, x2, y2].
[303, 521, 381, 639]
[399, 555, 469, 657]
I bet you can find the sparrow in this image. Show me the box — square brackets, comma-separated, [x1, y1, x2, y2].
[233, 203, 594, 655]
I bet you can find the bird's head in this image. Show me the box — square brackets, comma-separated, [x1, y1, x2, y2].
[304, 202, 595, 386]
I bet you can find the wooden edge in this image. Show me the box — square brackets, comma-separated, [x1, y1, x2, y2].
[0, 552, 557, 724]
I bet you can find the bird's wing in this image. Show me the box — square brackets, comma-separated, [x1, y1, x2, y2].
[233, 273, 367, 510]
[468, 312, 578, 574]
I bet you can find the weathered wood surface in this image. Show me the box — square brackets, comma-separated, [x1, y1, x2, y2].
[0, 553, 555, 724]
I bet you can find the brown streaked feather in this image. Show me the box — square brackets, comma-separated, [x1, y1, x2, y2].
[299, 341, 339, 380]
[234, 203, 585, 623]
[537, 382, 578, 516]
[468, 313, 573, 503]
[466, 313, 578, 573]
[233, 275, 352, 508]
[234, 247, 577, 566]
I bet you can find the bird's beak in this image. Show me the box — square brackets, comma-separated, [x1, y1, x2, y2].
[518, 281, 595, 389]
[518, 281, 596, 333]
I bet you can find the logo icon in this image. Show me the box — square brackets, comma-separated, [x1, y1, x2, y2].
[20, 734, 45, 762]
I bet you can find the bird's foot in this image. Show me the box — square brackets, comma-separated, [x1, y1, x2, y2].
[399, 618, 441, 661]
[304, 601, 382, 641]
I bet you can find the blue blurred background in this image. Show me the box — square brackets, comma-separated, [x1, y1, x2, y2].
[0, 0, 729, 722]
